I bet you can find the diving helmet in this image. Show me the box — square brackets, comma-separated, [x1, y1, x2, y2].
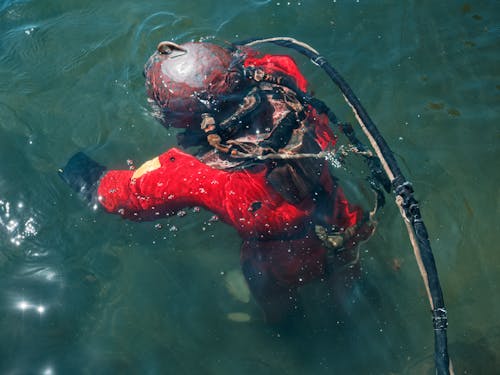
[144, 41, 242, 128]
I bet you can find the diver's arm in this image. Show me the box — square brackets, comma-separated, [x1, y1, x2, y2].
[60, 148, 364, 241]
[95, 148, 311, 238]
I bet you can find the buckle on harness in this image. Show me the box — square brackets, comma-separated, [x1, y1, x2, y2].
[201, 113, 216, 132]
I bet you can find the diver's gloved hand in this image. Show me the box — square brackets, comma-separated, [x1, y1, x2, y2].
[58, 152, 106, 204]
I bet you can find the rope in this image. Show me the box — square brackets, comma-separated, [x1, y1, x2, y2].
[235, 36, 453, 375]
[227, 146, 370, 161]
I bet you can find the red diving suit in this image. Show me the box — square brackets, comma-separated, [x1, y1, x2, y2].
[64, 42, 374, 322]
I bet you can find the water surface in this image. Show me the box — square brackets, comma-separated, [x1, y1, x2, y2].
[0, 0, 498, 373]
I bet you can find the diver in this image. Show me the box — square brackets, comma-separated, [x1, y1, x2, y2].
[59, 40, 376, 323]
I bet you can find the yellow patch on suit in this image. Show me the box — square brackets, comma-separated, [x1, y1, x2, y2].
[132, 157, 161, 179]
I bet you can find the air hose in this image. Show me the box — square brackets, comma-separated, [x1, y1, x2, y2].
[234, 36, 452, 375]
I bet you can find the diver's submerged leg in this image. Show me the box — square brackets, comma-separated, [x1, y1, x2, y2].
[240, 237, 327, 323]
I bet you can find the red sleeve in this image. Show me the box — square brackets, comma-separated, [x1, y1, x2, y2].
[97, 148, 313, 239]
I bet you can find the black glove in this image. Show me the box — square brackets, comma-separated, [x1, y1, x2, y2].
[58, 152, 106, 203]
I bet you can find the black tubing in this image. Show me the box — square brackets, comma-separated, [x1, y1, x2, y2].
[235, 37, 450, 374]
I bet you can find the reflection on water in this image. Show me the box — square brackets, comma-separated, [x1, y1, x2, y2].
[0, 199, 38, 247]
[0, 0, 499, 374]
[16, 299, 46, 314]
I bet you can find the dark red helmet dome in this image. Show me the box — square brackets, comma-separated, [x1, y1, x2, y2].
[144, 41, 241, 127]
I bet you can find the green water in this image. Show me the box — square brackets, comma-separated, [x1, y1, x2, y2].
[0, 0, 498, 373]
